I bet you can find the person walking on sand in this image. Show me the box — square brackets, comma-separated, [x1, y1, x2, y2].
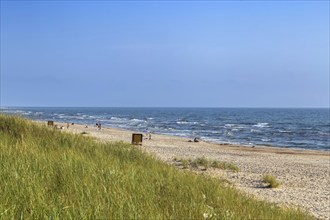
[144, 128, 149, 140]
[145, 128, 151, 140]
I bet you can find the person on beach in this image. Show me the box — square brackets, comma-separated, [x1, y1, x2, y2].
[144, 128, 148, 139]
[144, 128, 152, 140]
[96, 122, 101, 130]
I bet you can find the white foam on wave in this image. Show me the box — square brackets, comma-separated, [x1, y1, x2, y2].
[110, 117, 130, 123]
[131, 119, 146, 122]
[318, 131, 330, 136]
[202, 137, 220, 142]
[173, 133, 189, 137]
[176, 121, 198, 125]
[224, 124, 235, 128]
[253, 123, 269, 128]
[226, 131, 234, 137]
[278, 130, 292, 133]
[224, 124, 247, 129]
[111, 117, 123, 120]
[20, 111, 32, 115]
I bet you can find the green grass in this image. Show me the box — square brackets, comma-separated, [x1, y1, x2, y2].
[263, 174, 281, 188]
[0, 115, 313, 219]
[174, 157, 240, 172]
[211, 160, 240, 172]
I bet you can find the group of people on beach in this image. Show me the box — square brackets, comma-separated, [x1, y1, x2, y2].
[188, 137, 199, 143]
[96, 122, 102, 130]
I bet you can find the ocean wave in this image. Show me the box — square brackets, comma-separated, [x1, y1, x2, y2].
[110, 117, 126, 121]
[225, 124, 247, 129]
[176, 121, 198, 125]
[317, 131, 330, 136]
[1, 109, 33, 116]
[202, 137, 222, 143]
[253, 123, 270, 128]
[162, 127, 175, 131]
[131, 119, 146, 122]
[21, 112, 29, 115]
[173, 133, 190, 137]
[278, 130, 292, 133]
[224, 124, 235, 128]
[226, 131, 234, 137]
[261, 138, 271, 142]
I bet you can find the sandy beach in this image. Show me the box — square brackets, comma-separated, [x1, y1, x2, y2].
[52, 122, 329, 219]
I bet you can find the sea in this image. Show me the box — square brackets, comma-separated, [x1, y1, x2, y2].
[1, 107, 329, 151]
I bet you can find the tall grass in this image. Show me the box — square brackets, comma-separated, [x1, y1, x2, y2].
[0, 115, 313, 219]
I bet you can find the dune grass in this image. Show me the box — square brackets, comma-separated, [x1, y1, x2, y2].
[173, 157, 240, 172]
[0, 114, 313, 219]
[263, 174, 281, 188]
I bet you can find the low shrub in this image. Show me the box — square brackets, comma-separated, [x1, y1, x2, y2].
[263, 174, 281, 188]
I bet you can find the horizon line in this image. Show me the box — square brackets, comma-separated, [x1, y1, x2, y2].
[1, 106, 329, 109]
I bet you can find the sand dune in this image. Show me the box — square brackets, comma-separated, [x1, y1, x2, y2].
[52, 122, 329, 219]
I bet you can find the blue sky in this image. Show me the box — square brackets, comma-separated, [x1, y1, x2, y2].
[1, 1, 329, 107]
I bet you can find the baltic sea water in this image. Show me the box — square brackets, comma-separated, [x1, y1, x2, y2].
[1, 107, 329, 151]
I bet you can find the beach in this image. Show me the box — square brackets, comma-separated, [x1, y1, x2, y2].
[52, 122, 329, 219]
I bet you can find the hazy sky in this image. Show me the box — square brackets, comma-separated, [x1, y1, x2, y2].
[1, 1, 329, 107]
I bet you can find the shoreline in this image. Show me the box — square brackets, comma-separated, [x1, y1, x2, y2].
[45, 119, 329, 155]
[40, 120, 329, 219]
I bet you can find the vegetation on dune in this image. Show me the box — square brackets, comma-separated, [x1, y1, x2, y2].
[263, 174, 281, 188]
[0, 114, 313, 219]
[173, 157, 240, 172]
